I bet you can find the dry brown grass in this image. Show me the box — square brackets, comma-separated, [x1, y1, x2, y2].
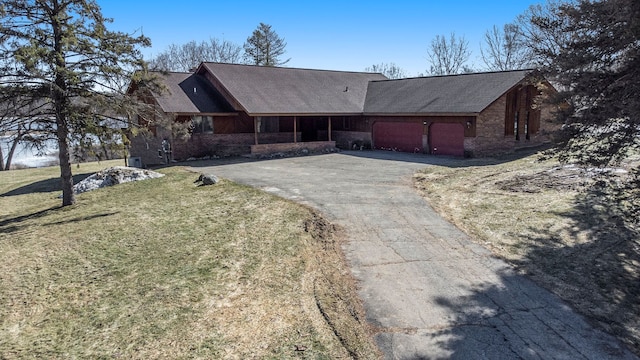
[0, 162, 379, 359]
[414, 152, 640, 355]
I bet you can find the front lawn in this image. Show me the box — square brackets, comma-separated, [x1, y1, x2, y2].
[0, 162, 378, 359]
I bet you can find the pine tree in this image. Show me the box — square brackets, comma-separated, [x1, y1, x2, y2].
[532, 0, 639, 166]
[243, 23, 290, 66]
[0, 0, 156, 205]
[529, 0, 640, 223]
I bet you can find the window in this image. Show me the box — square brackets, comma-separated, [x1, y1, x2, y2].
[257, 116, 279, 133]
[504, 90, 516, 136]
[506, 85, 543, 141]
[191, 115, 213, 134]
[343, 117, 351, 130]
[514, 111, 520, 141]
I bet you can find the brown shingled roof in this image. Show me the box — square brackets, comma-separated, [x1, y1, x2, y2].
[153, 72, 235, 114]
[199, 63, 387, 115]
[364, 69, 532, 115]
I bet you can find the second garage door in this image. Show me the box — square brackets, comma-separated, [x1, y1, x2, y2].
[429, 122, 464, 156]
[373, 122, 423, 152]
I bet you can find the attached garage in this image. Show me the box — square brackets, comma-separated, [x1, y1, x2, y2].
[429, 123, 464, 156]
[362, 69, 554, 157]
[372, 121, 423, 152]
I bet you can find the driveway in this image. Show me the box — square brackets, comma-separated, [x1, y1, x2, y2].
[193, 151, 636, 359]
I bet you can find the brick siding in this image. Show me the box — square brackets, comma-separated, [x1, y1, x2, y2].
[467, 92, 558, 157]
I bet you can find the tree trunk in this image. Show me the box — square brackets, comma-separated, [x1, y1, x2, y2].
[4, 135, 21, 171]
[52, 0, 75, 206]
[99, 135, 110, 160]
[0, 140, 5, 171]
[57, 118, 75, 206]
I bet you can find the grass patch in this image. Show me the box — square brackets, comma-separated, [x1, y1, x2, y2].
[0, 162, 379, 359]
[414, 153, 640, 355]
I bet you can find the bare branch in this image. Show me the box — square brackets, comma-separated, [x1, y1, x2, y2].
[364, 62, 408, 79]
[427, 32, 471, 75]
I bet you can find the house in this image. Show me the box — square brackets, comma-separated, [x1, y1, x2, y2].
[129, 62, 557, 166]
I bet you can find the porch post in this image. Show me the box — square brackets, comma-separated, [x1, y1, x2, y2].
[328, 116, 332, 142]
[293, 116, 297, 143]
[254, 117, 258, 145]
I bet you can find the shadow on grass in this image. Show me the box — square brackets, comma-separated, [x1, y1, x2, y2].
[0, 207, 119, 235]
[0, 172, 94, 197]
[504, 182, 640, 356]
[0, 207, 60, 229]
[45, 212, 119, 227]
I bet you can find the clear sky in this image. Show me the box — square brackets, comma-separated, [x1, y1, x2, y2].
[99, 0, 541, 76]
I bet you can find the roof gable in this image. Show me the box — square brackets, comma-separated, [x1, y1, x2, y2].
[153, 72, 234, 114]
[364, 70, 532, 114]
[199, 63, 388, 115]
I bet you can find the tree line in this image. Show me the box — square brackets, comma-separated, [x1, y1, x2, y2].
[149, 22, 289, 72]
[0, 0, 638, 211]
[375, 2, 569, 78]
[145, 4, 563, 80]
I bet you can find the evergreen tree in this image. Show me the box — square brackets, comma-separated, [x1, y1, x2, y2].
[531, 0, 639, 166]
[0, 0, 156, 205]
[243, 23, 290, 66]
[529, 0, 640, 222]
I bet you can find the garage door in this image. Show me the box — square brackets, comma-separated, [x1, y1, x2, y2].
[373, 122, 423, 152]
[429, 123, 464, 156]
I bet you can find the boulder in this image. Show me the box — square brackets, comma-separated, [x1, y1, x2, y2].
[195, 173, 219, 186]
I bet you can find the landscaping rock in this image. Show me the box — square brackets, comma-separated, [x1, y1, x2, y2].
[72, 166, 164, 195]
[195, 173, 219, 186]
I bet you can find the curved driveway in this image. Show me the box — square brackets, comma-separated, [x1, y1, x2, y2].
[193, 151, 636, 359]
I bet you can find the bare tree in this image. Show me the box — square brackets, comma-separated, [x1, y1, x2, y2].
[243, 23, 290, 66]
[365, 63, 408, 79]
[427, 33, 471, 75]
[514, 0, 576, 67]
[0, 96, 47, 170]
[150, 38, 244, 72]
[481, 24, 533, 71]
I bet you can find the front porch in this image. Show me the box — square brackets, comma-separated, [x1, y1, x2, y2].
[251, 141, 336, 155]
[249, 115, 339, 155]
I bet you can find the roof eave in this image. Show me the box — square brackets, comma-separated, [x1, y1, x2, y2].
[248, 112, 364, 117]
[364, 112, 480, 117]
[168, 112, 239, 117]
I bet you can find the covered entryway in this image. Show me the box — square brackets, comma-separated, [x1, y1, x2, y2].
[373, 121, 423, 152]
[429, 122, 464, 156]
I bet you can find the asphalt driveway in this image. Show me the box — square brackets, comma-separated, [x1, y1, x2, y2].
[192, 151, 636, 359]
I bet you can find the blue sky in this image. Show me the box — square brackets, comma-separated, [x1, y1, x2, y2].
[100, 1, 541, 76]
